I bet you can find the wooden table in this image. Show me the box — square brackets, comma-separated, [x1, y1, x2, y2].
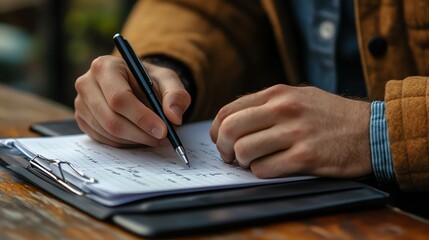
[1, 84, 429, 239]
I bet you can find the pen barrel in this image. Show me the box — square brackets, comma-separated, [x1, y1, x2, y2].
[113, 34, 153, 94]
[113, 34, 183, 150]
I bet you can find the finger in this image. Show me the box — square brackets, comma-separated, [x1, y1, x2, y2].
[75, 96, 139, 146]
[249, 143, 313, 178]
[75, 112, 140, 148]
[146, 63, 191, 125]
[234, 125, 298, 168]
[214, 105, 275, 162]
[89, 57, 168, 140]
[211, 88, 272, 143]
[90, 92, 162, 146]
[76, 68, 162, 146]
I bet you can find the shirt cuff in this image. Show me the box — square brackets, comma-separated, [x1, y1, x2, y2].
[370, 101, 396, 183]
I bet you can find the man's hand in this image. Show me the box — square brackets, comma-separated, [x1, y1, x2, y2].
[74, 55, 191, 147]
[210, 84, 372, 178]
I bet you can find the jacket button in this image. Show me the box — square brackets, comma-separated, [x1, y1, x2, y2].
[368, 36, 387, 58]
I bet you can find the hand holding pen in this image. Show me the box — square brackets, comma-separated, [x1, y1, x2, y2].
[74, 35, 192, 166]
[113, 34, 190, 166]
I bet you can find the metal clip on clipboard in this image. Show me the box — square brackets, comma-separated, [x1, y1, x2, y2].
[0, 139, 97, 196]
[29, 154, 97, 196]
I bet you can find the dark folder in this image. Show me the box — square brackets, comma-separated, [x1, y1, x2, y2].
[0, 148, 387, 237]
[0, 120, 389, 237]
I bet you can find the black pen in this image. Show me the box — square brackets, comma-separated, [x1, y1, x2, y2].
[113, 33, 190, 167]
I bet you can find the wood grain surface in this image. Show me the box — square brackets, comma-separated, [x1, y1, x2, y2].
[1, 84, 429, 239]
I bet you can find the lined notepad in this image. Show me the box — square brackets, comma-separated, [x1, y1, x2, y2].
[7, 121, 312, 206]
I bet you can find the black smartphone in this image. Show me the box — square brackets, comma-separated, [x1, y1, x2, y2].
[30, 119, 83, 136]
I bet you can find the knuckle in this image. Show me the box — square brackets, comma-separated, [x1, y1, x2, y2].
[135, 112, 150, 128]
[216, 145, 234, 162]
[271, 98, 303, 117]
[280, 127, 305, 140]
[74, 96, 81, 109]
[218, 117, 236, 141]
[107, 91, 129, 112]
[271, 101, 288, 115]
[234, 140, 251, 164]
[217, 105, 234, 122]
[74, 76, 87, 94]
[74, 115, 89, 134]
[250, 163, 272, 178]
[74, 112, 83, 126]
[74, 98, 86, 117]
[103, 118, 122, 137]
[297, 143, 314, 162]
[209, 126, 217, 142]
[304, 85, 319, 93]
[90, 56, 110, 74]
[165, 88, 191, 105]
[291, 144, 315, 169]
[265, 84, 288, 96]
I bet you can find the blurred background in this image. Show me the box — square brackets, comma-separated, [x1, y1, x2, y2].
[0, 0, 134, 107]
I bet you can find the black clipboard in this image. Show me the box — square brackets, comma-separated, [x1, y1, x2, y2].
[0, 145, 389, 237]
[0, 119, 389, 237]
[30, 119, 83, 136]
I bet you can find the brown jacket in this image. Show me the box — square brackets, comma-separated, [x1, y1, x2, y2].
[121, 0, 429, 191]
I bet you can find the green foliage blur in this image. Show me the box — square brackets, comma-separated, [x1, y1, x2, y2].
[0, 0, 131, 106]
[65, 0, 125, 64]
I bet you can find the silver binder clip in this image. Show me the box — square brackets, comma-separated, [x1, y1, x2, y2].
[0, 140, 15, 149]
[29, 154, 97, 196]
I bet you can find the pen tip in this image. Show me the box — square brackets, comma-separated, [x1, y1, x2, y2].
[175, 146, 191, 168]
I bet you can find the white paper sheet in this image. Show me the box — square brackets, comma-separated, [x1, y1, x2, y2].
[9, 121, 313, 206]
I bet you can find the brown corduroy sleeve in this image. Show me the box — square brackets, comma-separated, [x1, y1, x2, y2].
[385, 77, 429, 191]
[119, 0, 279, 121]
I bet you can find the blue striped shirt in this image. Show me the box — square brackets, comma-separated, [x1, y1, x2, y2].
[291, 0, 395, 183]
[370, 101, 395, 182]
